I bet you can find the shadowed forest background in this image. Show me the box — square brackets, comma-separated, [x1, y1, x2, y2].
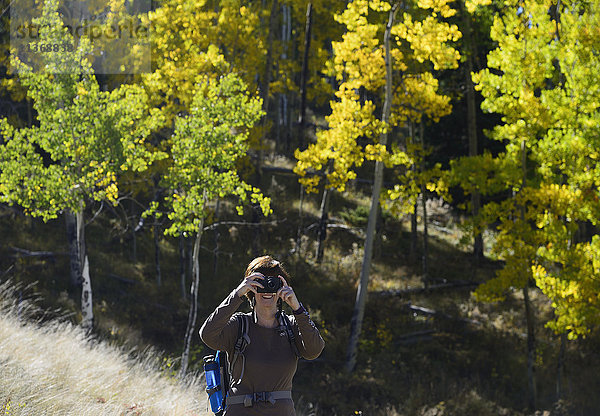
[1, 0, 600, 415]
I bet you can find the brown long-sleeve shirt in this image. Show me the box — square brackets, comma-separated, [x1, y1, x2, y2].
[199, 289, 325, 416]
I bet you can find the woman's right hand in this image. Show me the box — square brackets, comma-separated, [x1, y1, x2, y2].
[235, 273, 265, 298]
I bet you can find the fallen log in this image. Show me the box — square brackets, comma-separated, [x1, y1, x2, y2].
[405, 302, 481, 326]
[9, 246, 68, 259]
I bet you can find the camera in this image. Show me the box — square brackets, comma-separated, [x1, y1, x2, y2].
[255, 273, 283, 293]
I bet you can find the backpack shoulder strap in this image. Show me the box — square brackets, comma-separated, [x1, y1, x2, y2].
[234, 313, 251, 353]
[229, 313, 251, 386]
[279, 312, 300, 358]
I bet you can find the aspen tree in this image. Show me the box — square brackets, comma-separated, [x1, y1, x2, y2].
[0, 0, 163, 331]
[294, 0, 461, 371]
[145, 74, 270, 377]
[462, 0, 600, 407]
[472, 0, 600, 343]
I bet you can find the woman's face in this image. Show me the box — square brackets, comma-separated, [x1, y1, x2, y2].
[254, 291, 278, 310]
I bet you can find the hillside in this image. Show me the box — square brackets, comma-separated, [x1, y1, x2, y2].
[1, 164, 599, 415]
[0, 281, 210, 416]
[2, 0, 600, 414]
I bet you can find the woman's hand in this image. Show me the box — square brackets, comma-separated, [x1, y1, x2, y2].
[235, 273, 265, 298]
[277, 275, 301, 311]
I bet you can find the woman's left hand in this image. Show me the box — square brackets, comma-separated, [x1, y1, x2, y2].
[277, 275, 301, 311]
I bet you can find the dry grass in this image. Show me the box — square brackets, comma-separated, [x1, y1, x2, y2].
[0, 281, 209, 416]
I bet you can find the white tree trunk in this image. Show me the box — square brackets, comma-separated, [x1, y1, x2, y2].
[315, 186, 331, 263]
[179, 193, 207, 378]
[76, 209, 93, 332]
[81, 255, 93, 332]
[345, 4, 399, 373]
[295, 184, 305, 255]
[179, 235, 187, 300]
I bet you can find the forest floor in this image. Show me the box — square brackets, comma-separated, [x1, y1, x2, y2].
[0, 154, 599, 415]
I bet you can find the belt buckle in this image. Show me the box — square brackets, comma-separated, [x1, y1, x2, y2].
[244, 391, 275, 407]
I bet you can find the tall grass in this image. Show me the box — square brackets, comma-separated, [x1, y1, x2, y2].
[0, 280, 208, 415]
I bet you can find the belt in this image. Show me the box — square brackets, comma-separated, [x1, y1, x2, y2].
[227, 390, 292, 407]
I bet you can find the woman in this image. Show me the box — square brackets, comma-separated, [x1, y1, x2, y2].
[199, 255, 325, 416]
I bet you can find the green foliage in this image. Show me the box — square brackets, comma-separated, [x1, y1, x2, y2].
[384, 143, 450, 217]
[471, 0, 600, 338]
[449, 151, 521, 197]
[155, 73, 271, 236]
[0, 0, 164, 220]
[339, 205, 370, 227]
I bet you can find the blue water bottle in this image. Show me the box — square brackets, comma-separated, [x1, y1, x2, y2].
[204, 353, 224, 414]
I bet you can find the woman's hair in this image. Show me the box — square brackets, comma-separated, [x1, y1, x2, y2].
[243, 255, 290, 307]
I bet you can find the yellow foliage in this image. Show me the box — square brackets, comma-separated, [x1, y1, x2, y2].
[418, 0, 458, 18]
[144, 0, 269, 122]
[465, 0, 492, 13]
[295, 0, 461, 208]
[393, 14, 461, 70]
[295, 89, 382, 193]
